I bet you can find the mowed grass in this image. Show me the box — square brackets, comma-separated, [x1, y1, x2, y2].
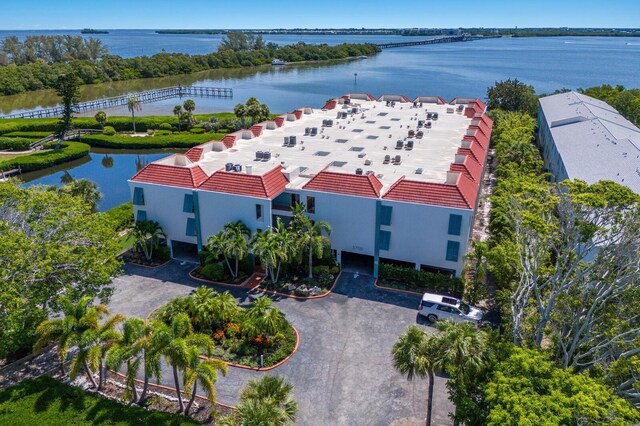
[0, 151, 32, 161]
[0, 376, 200, 426]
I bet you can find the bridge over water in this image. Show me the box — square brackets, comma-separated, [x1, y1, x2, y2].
[376, 34, 501, 49]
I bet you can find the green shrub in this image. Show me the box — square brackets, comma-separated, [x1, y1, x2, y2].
[155, 130, 171, 136]
[155, 246, 171, 263]
[102, 125, 116, 136]
[379, 263, 464, 297]
[80, 132, 217, 149]
[158, 122, 172, 131]
[202, 262, 225, 281]
[1, 131, 51, 138]
[239, 256, 254, 275]
[0, 137, 32, 151]
[0, 142, 90, 172]
[104, 202, 133, 231]
[198, 250, 209, 267]
[190, 127, 205, 134]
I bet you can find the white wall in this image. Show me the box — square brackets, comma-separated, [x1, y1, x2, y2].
[128, 182, 197, 246]
[299, 190, 378, 257]
[198, 191, 272, 240]
[381, 200, 473, 276]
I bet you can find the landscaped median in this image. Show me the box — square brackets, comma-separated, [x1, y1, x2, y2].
[151, 288, 299, 370]
[0, 141, 90, 172]
[375, 263, 464, 297]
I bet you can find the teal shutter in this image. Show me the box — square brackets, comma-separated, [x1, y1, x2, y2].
[380, 205, 393, 226]
[379, 230, 391, 251]
[448, 214, 462, 236]
[183, 194, 194, 213]
[446, 241, 460, 262]
[186, 218, 197, 236]
[136, 210, 147, 222]
[133, 187, 145, 205]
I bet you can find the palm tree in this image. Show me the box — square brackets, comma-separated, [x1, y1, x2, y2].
[106, 317, 145, 402]
[94, 313, 125, 390]
[206, 231, 234, 278]
[392, 325, 443, 426]
[183, 99, 196, 114]
[220, 375, 298, 425]
[183, 356, 227, 416]
[251, 220, 294, 285]
[161, 312, 215, 413]
[244, 296, 288, 342]
[234, 103, 247, 127]
[224, 220, 251, 279]
[435, 321, 488, 426]
[173, 104, 183, 132]
[34, 296, 109, 388]
[298, 217, 332, 279]
[63, 178, 102, 212]
[132, 220, 166, 261]
[127, 96, 142, 133]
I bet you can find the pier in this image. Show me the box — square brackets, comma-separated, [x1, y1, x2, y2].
[376, 34, 500, 49]
[0, 86, 233, 119]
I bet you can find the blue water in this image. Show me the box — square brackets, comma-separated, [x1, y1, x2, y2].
[22, 149, 178, 211]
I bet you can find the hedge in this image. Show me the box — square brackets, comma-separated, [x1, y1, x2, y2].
[0, 141, 90, 172]
[0, 113, 237, 135]
[80, 132, 224, 149]
[2, 131, 51, 139]
[104, 202, 134, 231]
[0, 137, 33, 151]
[378, 263, 464, 297]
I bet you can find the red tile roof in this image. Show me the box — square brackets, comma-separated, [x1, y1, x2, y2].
[250, 124, 263, 137]
[199, 165, 288, 199]
[185, 147, 203, 162]
[131, 163, 208, 189]
[464, 100, 486, 118]
[449, 155, 484, 183]
[382, 174, 478, 209]
[221, 134, 236, 149]
[457, 143, 485, 165]
[303, 170, 383, 198]
[322, 100, 338, 110]
[274, 116, 285, 127]
[293, 109, 303, 119]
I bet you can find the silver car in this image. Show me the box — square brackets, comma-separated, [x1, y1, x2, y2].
[418, 292, 484, 324]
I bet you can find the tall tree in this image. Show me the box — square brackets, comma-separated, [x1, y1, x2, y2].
[183, 99, 196, 114]
[224, 220, 251, 279]
[106, 317, 146, 403]
[244, 296, 288, 342]
[173, 104, 183, 132]
[127, 96, 142, 133]
[183, 355, 227, 416]
[486, 78, 538, 116]
[59, 178, 103, 212]
[297, 214, 332, 279]
[132, 220, 166, 261]
[392, 325, 443, 426]
[251, 220, 294, 285]
[54, 73, 80, 149]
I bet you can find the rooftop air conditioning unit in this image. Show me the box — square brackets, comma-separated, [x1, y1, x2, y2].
[225, 162, 234, 171]
[355, 168, 363, 175]
[233, 164, 242, 173]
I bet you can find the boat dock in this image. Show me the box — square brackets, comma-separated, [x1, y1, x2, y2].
[0, 86, 233, 119]
[376, 34, 500, 49]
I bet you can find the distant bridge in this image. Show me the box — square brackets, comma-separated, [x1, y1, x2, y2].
[376, 34, 501, 49]
[0, 86, 233, 119]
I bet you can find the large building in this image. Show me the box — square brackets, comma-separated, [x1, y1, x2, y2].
[128, 94, 492, 277]
[538, 91, 640, 194]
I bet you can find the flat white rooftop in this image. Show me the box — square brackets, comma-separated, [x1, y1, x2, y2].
[177, 99, 473, 191]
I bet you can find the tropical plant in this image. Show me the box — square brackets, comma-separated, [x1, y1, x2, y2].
[486, 78, 538, 116]
[58, 178, 103, 212]
[173, 104, 183, 132]
[132, 220, 166, 261]
[106, 317, 145, 402]
[392, 325, 444, 426]
[94, 110, 108, 129]
[160, 312, 216, 413]
[219, 375, 298, 425]
[297, 215, 332, 279]
[33, 296, 112, 388]
[225, 220, 251, 278]
[244, 296, 288, 342]
[54, 72, 80, 148]
[251, 220, 294, 285]
[183, 99, 196, 114]
[127, 96, 142, 133]
[183, 355, 227, 416]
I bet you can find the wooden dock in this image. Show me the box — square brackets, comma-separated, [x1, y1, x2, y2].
[0, 86, 233, 119]
[377, 34, 500, 49]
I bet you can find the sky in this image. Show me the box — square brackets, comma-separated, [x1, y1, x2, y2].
[2, 0, 639, 30]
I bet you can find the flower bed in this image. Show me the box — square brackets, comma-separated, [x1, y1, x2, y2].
[259, 270, 337, 298]
[190, 265, 250, 286]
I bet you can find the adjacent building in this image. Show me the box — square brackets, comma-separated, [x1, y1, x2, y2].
[129, 94, 492, 277]
[538, 91, 640, 194]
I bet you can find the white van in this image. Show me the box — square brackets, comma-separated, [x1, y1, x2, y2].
[418, 292, 484, 324]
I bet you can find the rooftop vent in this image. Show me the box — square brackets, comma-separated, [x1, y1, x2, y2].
[233, 164, 242, 173]
[225, 162, 234, 172]
[255, 151, 263, 160]
[416, 167, 423, 174]
[263, 151, 272, 161]
[355, 168, 363, 175]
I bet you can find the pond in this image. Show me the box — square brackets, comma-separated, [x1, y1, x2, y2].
[21, 148, 185, 211]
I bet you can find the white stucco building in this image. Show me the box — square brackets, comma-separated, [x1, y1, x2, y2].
[538, 91, 640, 194]
[129, 94, 492, 277]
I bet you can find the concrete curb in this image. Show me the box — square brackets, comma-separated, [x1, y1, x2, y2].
[188, 269, 258, 288]
[373, 279, 423, 296]
[253, 271, 341, 300]
[124, 258, 172, 269]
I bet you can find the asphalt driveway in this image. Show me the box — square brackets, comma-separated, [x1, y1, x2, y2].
[108, 262, 454, 425]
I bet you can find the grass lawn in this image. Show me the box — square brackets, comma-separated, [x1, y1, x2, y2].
[0, 152, 32, 161]
[0, 376, 200, 425]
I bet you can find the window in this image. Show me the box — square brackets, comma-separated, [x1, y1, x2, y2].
[291, 193, 300, 207]
[133, 187, 145, 205]
[448, 214, 462, 236]
[183, 194, 194, 213]
[136, 210, 147, 222]
[379, 230, 391, 251]
[186, 218, 197, 236]
[306, 196, 315, 214]
[420, 301, 434, 308]
[256, 204, 263, 221]
[436, 305, 457, 314]
[446, 241, 460, 262]
[380, 205, 392, 226]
